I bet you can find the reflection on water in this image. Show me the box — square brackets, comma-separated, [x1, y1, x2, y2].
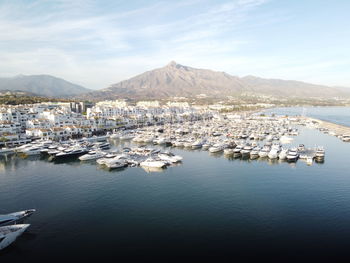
[0, 125, 349, 261]
[141, 166, 166, 173]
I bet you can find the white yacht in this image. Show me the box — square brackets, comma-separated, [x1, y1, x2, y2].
[250, 147, 260, 159]
[0, 147, 14, 154]
[0, 209, 36, 227]
[286, 148, 299, 162]
[158, 152, 183, 163]
[109, 133, 119, 139]
[0, 224, 30, 250]
[278, 149, 288, 160]
[140, 158, 167, 168]
[53, 147, 88, 160]
[233, 145, 244, 157]
[258, 146, 271, 158]
[315, 147, 325, 159]
[105, 159, 127, 169]
[241, 145, 253, 158]
[224, 148, 234, 155]
[22, 146, 43, 156]
[191, 140, 203, 149]
[79, 151, 106, 161]
[306, 156, 313, 165]
[201, 143, 211, 150]
[209, 144, 224, 153]
[279, 135, 293, 144]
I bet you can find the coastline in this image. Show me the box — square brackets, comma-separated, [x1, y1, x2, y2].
[305, 117, 350, 136]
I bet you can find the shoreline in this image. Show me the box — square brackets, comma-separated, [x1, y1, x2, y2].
[304, 117, 350, 136]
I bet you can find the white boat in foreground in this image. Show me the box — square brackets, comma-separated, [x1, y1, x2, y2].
[0, 224, 30, 250]
[0, 209, 36, 227]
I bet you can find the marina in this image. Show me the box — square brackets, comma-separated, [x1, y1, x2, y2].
[0, 107, 349, 260]
[0, 114, 329, 171]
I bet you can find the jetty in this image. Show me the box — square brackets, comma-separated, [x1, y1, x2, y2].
[305, 117, 350, 141]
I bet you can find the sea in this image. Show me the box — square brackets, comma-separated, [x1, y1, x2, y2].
[263, 106, 350, 127]
[1, 107, 350, 262]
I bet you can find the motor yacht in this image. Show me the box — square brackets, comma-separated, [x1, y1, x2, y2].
[315, 147, 325, 159]
[201, 143, 211, 150]
[286, 148, 299, 162]
[53, 147, 88, 160]
[250, 147, 260, 159]
[233, 145, 243, 157]
[278, 149, 288, 160]
[79, 151, 106, 161]
[241, 145, 253, 158]
[140, 158, 167, 168]
[0, 209, 36, 227]
[191, 140, 203, 149]
[258, 146, 270, 158]
[0, 147, 14, 154]
[209, 144, 224, 153]
[224, 148, 234, 155]
[22, 146, 43, 156]
[306, 156, 313, 165]
[158, 152, 183, 163]
[0, 224, 30, 250]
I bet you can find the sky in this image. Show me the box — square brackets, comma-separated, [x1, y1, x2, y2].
[0, 0, 349, 89]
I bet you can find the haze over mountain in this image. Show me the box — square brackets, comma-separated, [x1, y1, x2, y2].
[0, 75, 90, 97]
[81, 61, 350, 101]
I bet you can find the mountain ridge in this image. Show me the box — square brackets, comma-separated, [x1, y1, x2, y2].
[0, 74, 90, 97]
[80, 61, 350, 101]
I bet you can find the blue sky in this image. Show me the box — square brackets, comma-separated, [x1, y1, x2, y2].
[0, 0, 349, 89]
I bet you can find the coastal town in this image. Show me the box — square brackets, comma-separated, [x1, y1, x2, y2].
[0, 99, 268, 145]
[3, 97, 350, 178]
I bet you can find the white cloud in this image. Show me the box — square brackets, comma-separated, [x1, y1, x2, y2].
[1, 0, 348, 88]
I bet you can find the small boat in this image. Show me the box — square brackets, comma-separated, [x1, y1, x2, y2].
[241, 145, 252, 158]
[0, 224, 30, 250]
[250, 147, 260, 159]
[209, 144, 224, 153]
[286, 148, 299, 162]
[278, 149, 288, 160]
[109, 133, 119, 139]
[79, 151, 106, 161]
[306, 156, 313, 165]
[0, 209, 36, 227]
[233, 145, 243, 157]
[22, 146, 43, 156]
[279, 135, 293, 144]
[315, 147, 325, 159]
[158, 152, 183, 163]
[53, 147, 88, 160]
[140, 158, 167, 168]
[105, 160, 128, 169]
[201, 143, 211, 150]
[224, 148, 234, 155]
[0, 147, 14, 154]
[258, 146, 270, 158]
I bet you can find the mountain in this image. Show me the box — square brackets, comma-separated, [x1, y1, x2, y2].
[80, 61, 350, 101]
[0, 75, 90, 97]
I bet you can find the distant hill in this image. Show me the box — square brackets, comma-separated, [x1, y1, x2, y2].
[0, 89, 38, 97]
[0, 75, 90, 97]
[80, 61, 350, 101]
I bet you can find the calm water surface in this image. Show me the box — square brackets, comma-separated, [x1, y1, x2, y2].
[1, 119, 350, 261]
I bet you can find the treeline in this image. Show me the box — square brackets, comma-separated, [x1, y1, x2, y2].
[0, 95, 75, 105]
